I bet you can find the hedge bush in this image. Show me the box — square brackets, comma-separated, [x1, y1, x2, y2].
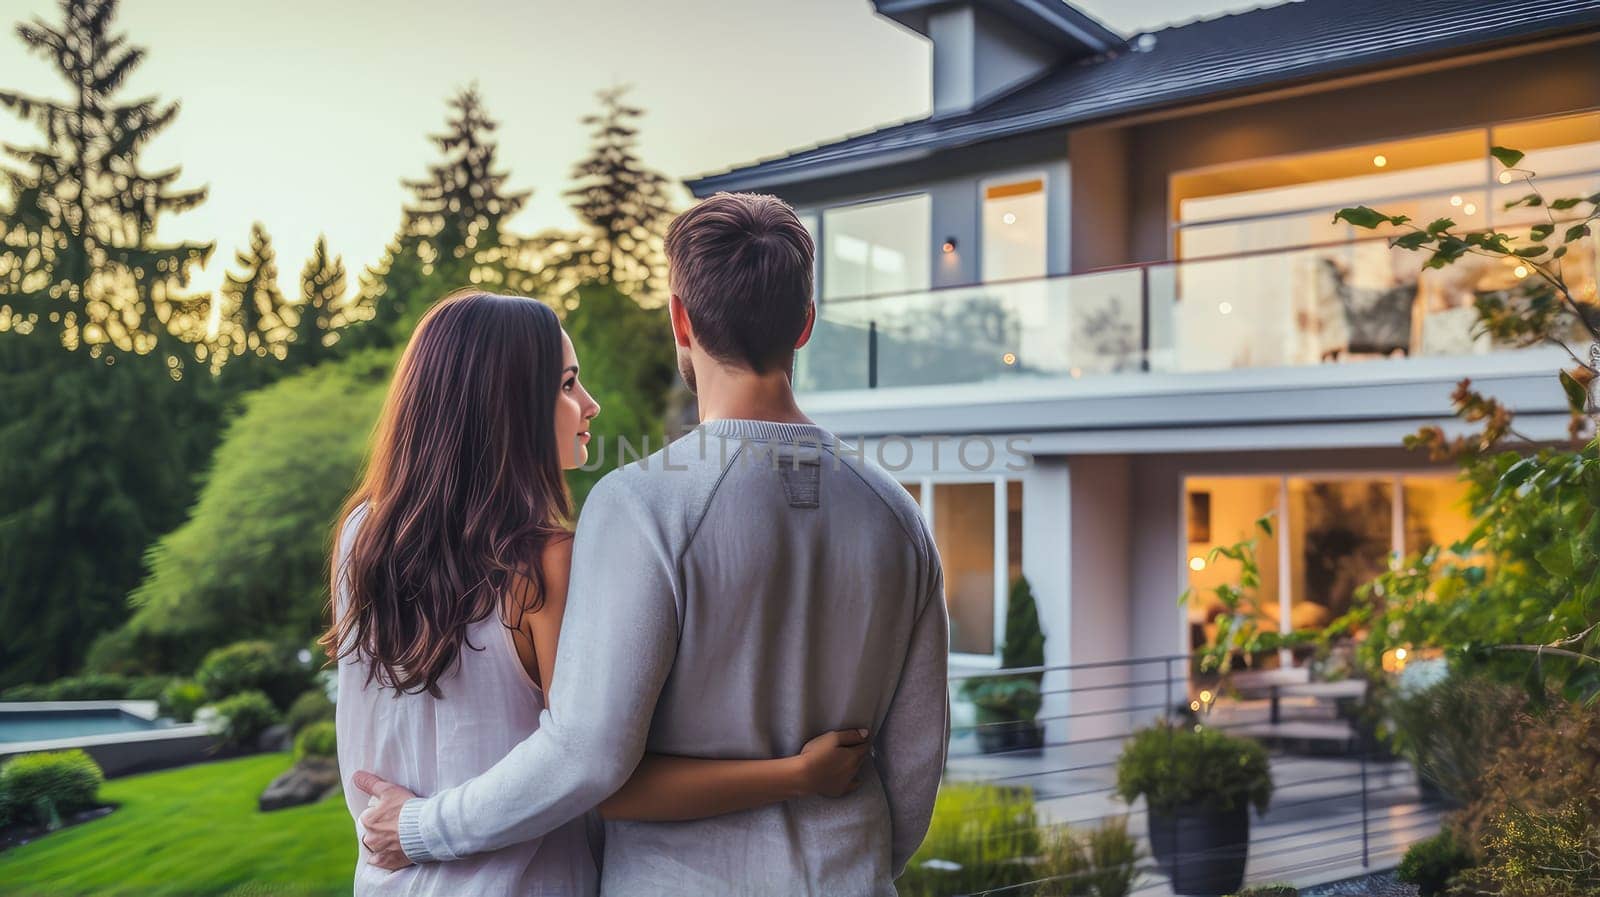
[1398, 829, 1473, 897]
[205, 691, 281, 752]
[284, 689, 335, 735]
[294, 721, 337, 762]
[1036, 816, 1142, 897]
[195, 641, 310, 709]
[159, 679, 207, 722]
[0, 674, 173, 703]
[0, 749, 104, 829]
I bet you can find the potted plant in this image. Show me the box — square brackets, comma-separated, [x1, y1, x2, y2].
[1115, 722, 1273, 896]
[961, 578, 1046, 754]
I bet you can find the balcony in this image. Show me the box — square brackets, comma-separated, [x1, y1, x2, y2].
[797, 235, 1598, 399]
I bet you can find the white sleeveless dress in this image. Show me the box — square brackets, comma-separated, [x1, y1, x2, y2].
[335, 507, 600, 897]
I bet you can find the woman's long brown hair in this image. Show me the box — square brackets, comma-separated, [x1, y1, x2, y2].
[320, 289, 571, 697]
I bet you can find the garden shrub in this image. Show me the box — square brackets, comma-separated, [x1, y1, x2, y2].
[294, 721, 337, 762]
[1397, 829, 1473, 896]
[899, 782, 1040, 897]
[206, 690, 281, 752]
[195, 641, 310, 709]
[124, 675, 173, 702]
[1035, 816, 1142, 897]
[284, 689, 335, 735]
[1115, 722, 1272, 815]
[1385, 670, 1524, 808]
[159, 679, 207, 722]
[0, 749, 104, 829]
[1, 674, 139, 702]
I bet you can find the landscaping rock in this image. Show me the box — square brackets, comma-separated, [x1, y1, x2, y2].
[256, 723, 292, 753]
[258, 757, 340, 812]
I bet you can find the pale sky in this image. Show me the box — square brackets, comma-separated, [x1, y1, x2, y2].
[0, 0, 1272, 298]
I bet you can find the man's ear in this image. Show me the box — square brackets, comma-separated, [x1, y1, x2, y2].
[668, 294, 693, 349]
[793, 301, 816, 351]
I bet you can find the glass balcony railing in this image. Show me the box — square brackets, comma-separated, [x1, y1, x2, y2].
[796, 232, 1600, 393]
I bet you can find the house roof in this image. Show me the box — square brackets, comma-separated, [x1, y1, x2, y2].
[686, 0, 1600, 196]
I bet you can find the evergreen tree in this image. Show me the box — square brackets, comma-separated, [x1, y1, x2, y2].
[564, 85, 676, 297]
[287, 234, 345, 369]
[215, 223, 292, 390]
[350, 85, 532, 347]
[0, 0, 218, 686]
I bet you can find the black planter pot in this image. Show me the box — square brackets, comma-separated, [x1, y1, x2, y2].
[1147, 804, 1250, 896]
[974, 718, 1044, 755]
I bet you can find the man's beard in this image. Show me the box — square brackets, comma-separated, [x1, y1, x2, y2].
[676, 347, 697, 394]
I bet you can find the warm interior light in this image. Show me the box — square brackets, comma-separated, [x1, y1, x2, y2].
[1218, 301, 1234, 315]
[1449, 195, 1463, 207]
[1498, 170, 1515, 184]
[1002, 352, 1017, 366]
[1002, 213, 1017, 225]
[1372, 154, 1388, 168]
[1395, 648, 1408, 661]
[1199, 690, 1214, 704]
[1463, 202, 1477, 215]
[1514, 265, 1529, 278]
[941, 239, 956, 254]
[1189, 556, 1207, 572]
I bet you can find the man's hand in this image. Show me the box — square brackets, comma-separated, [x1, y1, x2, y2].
[354, 770, 419, 870]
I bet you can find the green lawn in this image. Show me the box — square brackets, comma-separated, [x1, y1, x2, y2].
[0, 754, 354, 897]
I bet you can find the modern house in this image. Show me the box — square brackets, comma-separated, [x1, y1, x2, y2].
[685, 0, 1600, 706]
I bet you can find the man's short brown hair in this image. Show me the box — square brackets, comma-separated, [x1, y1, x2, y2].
[665, 192, 815, 373]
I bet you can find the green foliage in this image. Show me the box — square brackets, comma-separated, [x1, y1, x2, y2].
[1385, 670, 1524, 807]
[287, 235, 346, 371]
[564, 85, 676, 297]
[293, 721, 337, 762]
[1229, 887, 1297, 897]
[966, 678, 1043, 723]
[560, 282, 676, 506]
[0, 753, 353, 896]
[1034, 817, 1142, 897]
[0, 0, 224, 689]
[214, 223, 296, 391]
[898, 782, 1040, 897]
[284, 689, 335, 735]
[0, 749, 103, 830]
[1398, 829, 1473, 897]
[958, 577, 1050, 725]
[1350, 442, 1600, 699]
[0, 673, 167, 702]
[1115, 721, 1273, 815]
[159, 679, 206, 723]
[195, 642, 311, 709]
[115, 351, 393, 672]
[205, 691, 281, 752]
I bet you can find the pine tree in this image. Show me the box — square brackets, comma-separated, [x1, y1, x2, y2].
[352, 85, 532, 345]
[564, 85, 676, 297]
[0, 0, 220, 687]
[286, 235, 346, 369]
[215, 223, 293, 391]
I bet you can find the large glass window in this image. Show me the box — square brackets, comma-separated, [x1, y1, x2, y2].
[822, 195, 931, 301]
[1166, 113, 1600, 371]
[934, 483, 997, 656]
[903, 478, 1020, 659]
[982, 176, 1047, 282]
[1184, 473, 1472, 654]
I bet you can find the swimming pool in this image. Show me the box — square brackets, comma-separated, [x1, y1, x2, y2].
[0, 701, 216, 776]
[0, 707, 166, 744]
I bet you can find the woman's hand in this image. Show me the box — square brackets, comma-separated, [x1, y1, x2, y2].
[796, 728, 871, 798]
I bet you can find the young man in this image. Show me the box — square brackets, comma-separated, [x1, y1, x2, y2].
[356, 192, 949, 895]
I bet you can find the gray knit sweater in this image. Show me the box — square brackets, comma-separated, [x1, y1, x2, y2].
[397, 419, 950, 896]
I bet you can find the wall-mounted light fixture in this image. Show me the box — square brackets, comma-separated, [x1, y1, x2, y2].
[941, 238, 957, 254]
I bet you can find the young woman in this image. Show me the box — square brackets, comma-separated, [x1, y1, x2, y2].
[326, 290, 868, 896]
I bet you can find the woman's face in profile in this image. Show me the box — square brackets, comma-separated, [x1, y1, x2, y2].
[553, 330, 600, 470]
